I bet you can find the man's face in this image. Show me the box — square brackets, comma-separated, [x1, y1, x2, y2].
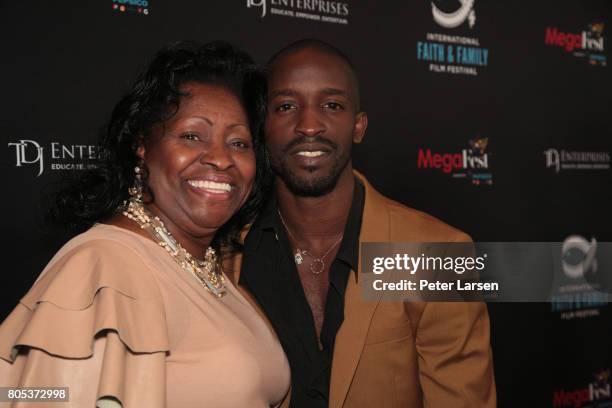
[265, 48, 367, 196]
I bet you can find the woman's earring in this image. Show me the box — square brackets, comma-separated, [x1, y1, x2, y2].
[128, 164, 144, 203]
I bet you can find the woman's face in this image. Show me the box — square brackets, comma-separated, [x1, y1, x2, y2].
[140, 82, 256, 243]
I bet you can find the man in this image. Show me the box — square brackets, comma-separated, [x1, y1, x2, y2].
[225, 39, 496, 407]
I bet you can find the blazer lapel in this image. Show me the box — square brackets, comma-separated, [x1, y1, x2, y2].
[329, 172, 390, 408]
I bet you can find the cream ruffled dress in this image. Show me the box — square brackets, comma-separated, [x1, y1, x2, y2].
[0, 224, 290, 407]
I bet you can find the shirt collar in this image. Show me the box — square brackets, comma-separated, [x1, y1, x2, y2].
[335, 180, 364, 271]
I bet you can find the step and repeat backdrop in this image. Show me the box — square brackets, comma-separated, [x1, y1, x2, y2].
[1, 1, 611, 407]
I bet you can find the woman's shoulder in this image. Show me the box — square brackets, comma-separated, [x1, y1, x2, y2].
[29, 223, 164, 307]
[54, 222, 161, 265]
[0, 224, 170, 363]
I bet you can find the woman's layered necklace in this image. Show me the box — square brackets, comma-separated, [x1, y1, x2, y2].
[123, 198, 226, 298]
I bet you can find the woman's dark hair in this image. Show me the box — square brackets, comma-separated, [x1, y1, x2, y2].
[48, 40, 271, 252]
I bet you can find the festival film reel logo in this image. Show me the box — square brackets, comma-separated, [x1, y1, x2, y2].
[432, 0, 476, 29]
[561, 235, 597, 279]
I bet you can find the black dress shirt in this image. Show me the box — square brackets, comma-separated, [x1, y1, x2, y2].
[240, 180, 365, 408]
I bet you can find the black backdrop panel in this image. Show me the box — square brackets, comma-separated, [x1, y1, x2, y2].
[1, 2, 611, 407]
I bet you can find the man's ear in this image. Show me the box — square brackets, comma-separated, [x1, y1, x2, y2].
[352, 112, 368, 144]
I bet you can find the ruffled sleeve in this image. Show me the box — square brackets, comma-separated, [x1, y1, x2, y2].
[0, 237, 170, 407]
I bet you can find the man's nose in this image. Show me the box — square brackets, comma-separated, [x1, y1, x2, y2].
[295, 107, 325, 137]
[199, 139, 234, 170]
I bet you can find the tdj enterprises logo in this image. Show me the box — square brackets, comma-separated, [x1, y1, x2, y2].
[432, 0, 476, 29]
[112, 0, 149, 15]
[544, 148, 610, 173]
[417, 137, 492, 185]
[246, 0, 349, 25]
[416, 0, 489, 76]
[7, 139, 102, 177]
[545, 23, 606, 66]
[7, 140, 44, 177]
[247, 0, 266, 17]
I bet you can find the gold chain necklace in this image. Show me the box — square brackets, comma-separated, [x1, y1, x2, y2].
[122, 198, 226, 298]
[277, 209, 343, 275]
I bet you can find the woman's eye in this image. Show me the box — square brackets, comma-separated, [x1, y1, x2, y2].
[182, 133, 200, 141]
[276, 103, 295, 112]
[231, 140, 252, 149]
[324, 102, 344, 111]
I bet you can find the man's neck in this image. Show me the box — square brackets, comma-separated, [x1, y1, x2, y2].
[276, 166, 355, 248]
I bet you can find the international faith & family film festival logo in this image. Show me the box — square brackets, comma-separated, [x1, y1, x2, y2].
[545, 23, 607, 66]
[7, 139, 102, 177]
[550, 235, 608, 320]
[416, 0, 489, 76]
[112, 0, 149, 15]
[417, 136, 493, 185]
[246, 0, 349, 25]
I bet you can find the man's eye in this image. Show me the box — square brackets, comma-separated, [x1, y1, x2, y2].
[324, 102, 344, 111]
[182, 133, 200, 141]
[276, 104, 295, 112]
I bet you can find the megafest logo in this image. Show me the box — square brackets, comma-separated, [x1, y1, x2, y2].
[544, 148, 610, 173]
[246, 0, 349, 25]
[417, 137, 493, 185]
[553, 369, 611, 408]
[551, 235, 608, 320]
[416, 0, 489, 76]
[545, 23, 606, 66]
[7, 139, 102, 177]
[112, 0, 149, 15]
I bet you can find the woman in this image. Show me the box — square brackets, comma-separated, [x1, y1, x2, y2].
[0, 41, 289, 407]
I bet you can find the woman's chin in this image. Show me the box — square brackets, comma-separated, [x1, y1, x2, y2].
[189, 210, 239, 232]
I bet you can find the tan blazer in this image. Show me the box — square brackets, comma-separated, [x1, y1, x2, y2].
[224, 171, 496, 408]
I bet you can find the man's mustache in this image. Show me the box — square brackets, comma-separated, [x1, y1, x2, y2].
[281, 136, 338, 154]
